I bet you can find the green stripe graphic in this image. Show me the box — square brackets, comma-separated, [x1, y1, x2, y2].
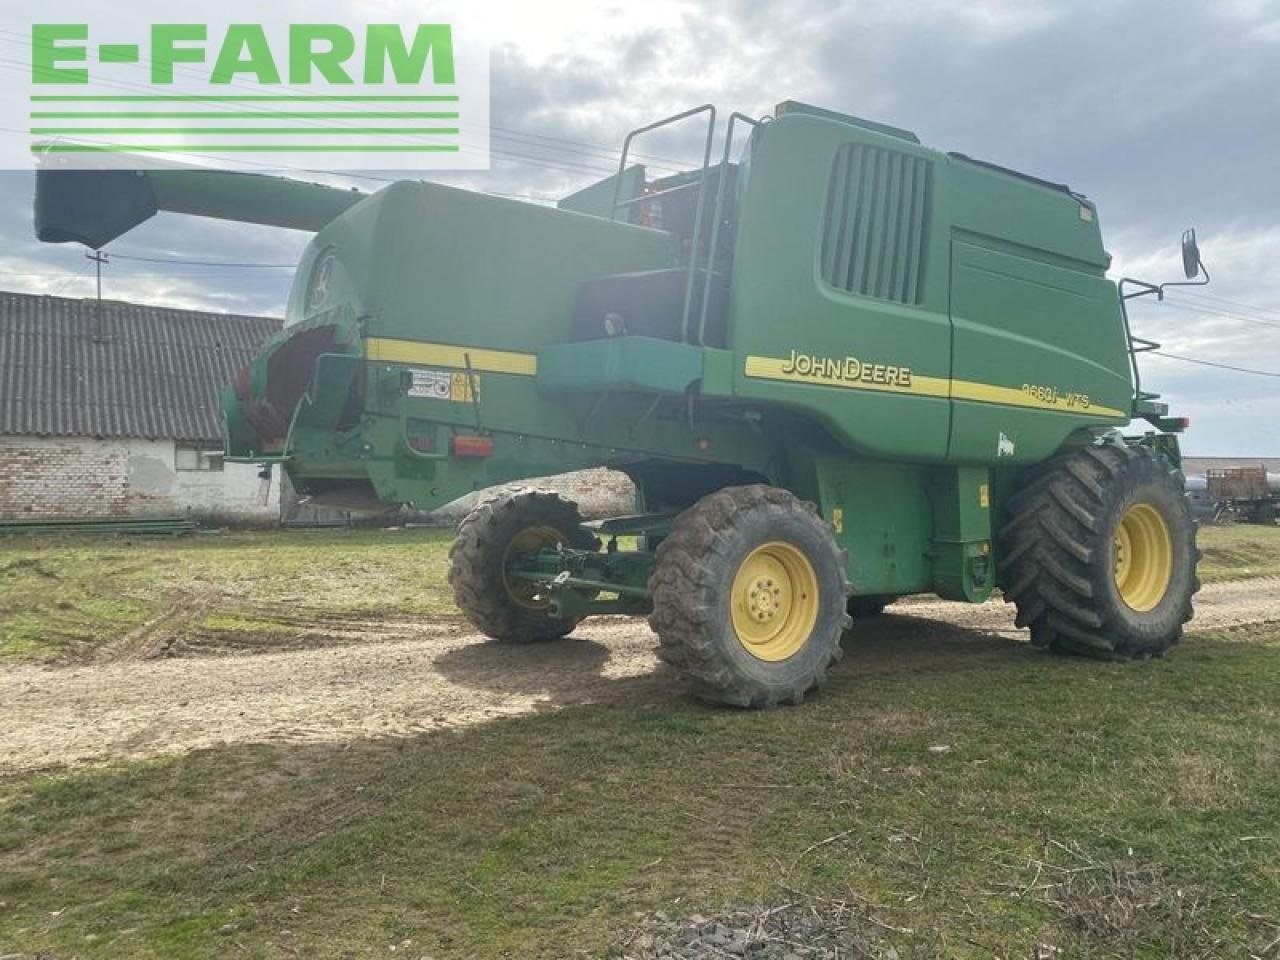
[30, 95, 460, 102]
[31, 127, 460, 135]
[31, 111, 459, 119]
[33, 144, 462, 153]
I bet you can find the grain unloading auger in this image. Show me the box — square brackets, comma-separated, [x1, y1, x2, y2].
[34, 102, 1207, 706]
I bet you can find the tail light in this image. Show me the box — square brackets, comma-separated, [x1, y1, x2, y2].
[451, 434, 494, 458]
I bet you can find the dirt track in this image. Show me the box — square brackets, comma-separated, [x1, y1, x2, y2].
[3, 578, 1278, 773]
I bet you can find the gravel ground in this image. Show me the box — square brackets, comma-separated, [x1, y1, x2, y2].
[619, 904, 893, 959]
[2, 578, 1277, 773]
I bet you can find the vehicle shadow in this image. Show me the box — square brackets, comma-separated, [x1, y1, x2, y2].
[430, 609, 1037, 709]
[840, 610, 1035, 674]
[430, 627, 686, 711]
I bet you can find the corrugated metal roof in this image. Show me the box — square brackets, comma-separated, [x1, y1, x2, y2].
[0, 290, 281, 443]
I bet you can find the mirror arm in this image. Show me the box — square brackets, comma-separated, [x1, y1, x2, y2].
[1119, 277, 1161, 301]
[1157, 260, 1211, 298]
[1119, 260, 1210, 303]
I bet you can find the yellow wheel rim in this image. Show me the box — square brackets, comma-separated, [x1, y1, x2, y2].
[502, 525, 561, 609]
[1114, 503, 1173, 612]
[730, 541, 820, 661]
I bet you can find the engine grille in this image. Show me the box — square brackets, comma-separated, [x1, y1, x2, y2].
[819, 143, 930, 306]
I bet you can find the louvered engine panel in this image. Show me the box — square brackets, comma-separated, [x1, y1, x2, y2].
[819, 144, 930, 305]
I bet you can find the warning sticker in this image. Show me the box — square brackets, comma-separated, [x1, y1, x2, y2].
[406, 368, 478, 403]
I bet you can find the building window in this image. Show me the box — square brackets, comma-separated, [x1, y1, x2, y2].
[175, 443, 224, 472]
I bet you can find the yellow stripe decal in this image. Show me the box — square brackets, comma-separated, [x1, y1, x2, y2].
[949, 379, 1125, 418]
[744, 354, 1125, 419]
[743, 354, 951, 400]
[365, 337, 537, 376]
[363, 340, 1124, 419]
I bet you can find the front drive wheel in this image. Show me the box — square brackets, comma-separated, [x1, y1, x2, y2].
[648, 485, 851, 707]
[999, 444, 1199, 658]
[448, 488, 598, 643]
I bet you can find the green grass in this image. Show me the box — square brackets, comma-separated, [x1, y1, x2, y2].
[1198, 523, 1280, 582]
[0, 528, 456, 661]
[2, 624, 1279, 957]
[0, 523, 1278, 955]
[2, 523, 1276, 663]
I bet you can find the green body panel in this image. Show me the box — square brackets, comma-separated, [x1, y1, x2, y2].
[725, 111, 1128, 465]
[33, 100, 1183, 606]
[287, 179, 678, 343]
[538, 337, 704, 395]
[946, 157, 1131, 463]
[793, 454, 936, 595]
[726, 112, 954, 460]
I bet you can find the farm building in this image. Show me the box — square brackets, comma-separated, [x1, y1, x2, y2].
[0, 290, 635, 525]
[0, 290, 283, 523]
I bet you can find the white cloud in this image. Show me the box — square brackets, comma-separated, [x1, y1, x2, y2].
[1108, 223, 1280, 454]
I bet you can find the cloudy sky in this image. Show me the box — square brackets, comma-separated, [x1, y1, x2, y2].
[2, 0, 1277, 454]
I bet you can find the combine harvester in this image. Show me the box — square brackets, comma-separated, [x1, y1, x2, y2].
[35, 102, 1207, 706]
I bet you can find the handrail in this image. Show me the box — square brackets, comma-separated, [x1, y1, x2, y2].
[610, 104, 717, 343]
[696, 112, 761, 345]
[1117, 277, 1171, 405]
[1129, 335, 1160, 353]
[610, 104, 715, 215]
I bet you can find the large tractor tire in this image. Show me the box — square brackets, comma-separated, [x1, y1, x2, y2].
[648, 485, 851, 707]
[998, 444, 1199, 659]
[448, 488, 598, 643]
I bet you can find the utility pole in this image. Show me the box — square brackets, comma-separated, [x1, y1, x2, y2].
[85, 249, 108, 341]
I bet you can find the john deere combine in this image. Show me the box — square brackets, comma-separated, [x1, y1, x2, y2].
[35, 101, 1204, 706]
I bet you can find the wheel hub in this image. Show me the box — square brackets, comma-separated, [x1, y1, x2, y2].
[1113, 502, 1173, 612]
[730, 542, 820, 661]
[502, 525, 562, 609]
[746, 577, 783, 621]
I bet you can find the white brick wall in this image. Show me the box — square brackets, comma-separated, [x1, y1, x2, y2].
[0, 436, 279, 522]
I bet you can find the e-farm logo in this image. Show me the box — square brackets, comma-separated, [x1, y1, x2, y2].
[11, 13, 489, 171]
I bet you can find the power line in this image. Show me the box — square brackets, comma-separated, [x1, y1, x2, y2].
[1141, 297, 1280, 331]
[1171, 290, 1280, 325]
[48, 266, 90, 296]
[0, 270, 293, 279]
[490, 125, 686, 171]
[107, 252, 295, 268]
[1151, 350, 1280, 377]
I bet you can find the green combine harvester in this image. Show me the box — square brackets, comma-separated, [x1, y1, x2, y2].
[35, 101, 1205, 707]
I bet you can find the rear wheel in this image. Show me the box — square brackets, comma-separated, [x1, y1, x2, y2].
[648, 485, 850, 707]
[998, 444, 1199, 658]
[448, 488, 598, 643]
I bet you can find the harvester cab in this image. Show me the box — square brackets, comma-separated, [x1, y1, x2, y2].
[33, 100, 1203, 707]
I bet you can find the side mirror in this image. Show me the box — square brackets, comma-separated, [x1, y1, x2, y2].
[1119, 226, 1210, 303]
[1181, 228, 1201, 280]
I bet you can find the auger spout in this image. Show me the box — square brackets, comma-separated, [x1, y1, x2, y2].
[34, 160, 366, 249]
